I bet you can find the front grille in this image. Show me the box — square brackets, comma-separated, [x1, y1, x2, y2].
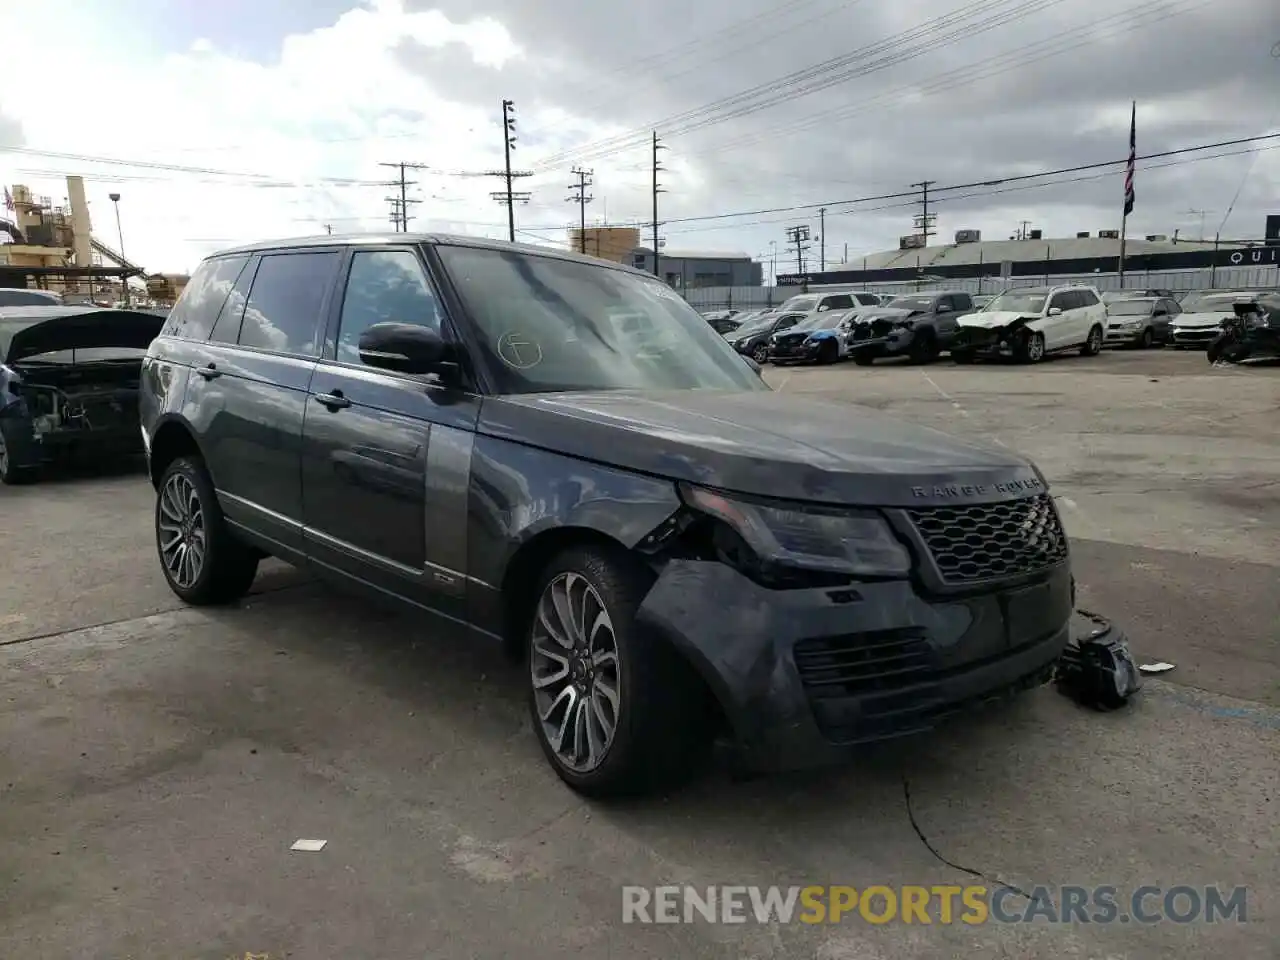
[774, 334, 806, 348]
[905, 493, 1068, 585]
[794, 629, 934, 696]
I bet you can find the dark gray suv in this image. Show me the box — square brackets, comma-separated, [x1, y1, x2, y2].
[140, 234, 1074, 796]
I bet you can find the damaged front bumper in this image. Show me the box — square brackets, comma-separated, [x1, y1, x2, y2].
[636, 559, 1073, 771]
[847, 323, 916, 358]
[951, 324, 1022, 356]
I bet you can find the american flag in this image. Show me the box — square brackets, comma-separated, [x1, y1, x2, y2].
[1122, 101, 1136, 217]
[3, 187, 12, 212]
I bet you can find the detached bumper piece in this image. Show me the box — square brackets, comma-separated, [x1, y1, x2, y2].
[1054, 610, 1141, 710]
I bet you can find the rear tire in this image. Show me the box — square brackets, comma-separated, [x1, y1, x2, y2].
[0, 429, 37, 486]
[526, 545, 711, 798]
[155, 455, 259, 605]
[951, 350, 975, 364]
[1080, 324, 1104, 356]
[1139, 327, 1154, 349]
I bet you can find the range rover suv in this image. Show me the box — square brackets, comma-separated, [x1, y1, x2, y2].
[140, 235, 1074, 797]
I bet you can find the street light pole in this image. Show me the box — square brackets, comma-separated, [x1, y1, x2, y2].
[108, 192, 129, 306]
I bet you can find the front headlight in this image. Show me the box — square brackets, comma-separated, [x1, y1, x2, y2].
[679, 483, 912, 577]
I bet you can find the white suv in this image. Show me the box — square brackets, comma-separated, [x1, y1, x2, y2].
[952, 284, 1107, 363]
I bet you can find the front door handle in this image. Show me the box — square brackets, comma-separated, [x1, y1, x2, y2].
[316, 389, 351, 411]
[196, 363, 221, 380]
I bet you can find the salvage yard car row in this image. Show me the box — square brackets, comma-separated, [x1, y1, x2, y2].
[704, 285, 1280, 366]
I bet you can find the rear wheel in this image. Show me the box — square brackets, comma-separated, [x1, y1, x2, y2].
[155, 455, 259, 605]
[0, 428, 37, 486]
[1080, 324, 1104, 356]
[951, 350, 975, 364]
[527, 546, 710, 797]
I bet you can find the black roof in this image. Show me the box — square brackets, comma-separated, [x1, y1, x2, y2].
[207, 232, 655, 278]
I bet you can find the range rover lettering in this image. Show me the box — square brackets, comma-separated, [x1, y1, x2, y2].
[140, 235, 1075, 797]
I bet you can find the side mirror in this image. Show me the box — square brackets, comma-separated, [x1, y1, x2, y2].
[1047, 306, 1063, 317]
[358, 322, 452, 374]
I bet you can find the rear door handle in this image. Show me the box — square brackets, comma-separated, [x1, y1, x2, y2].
[316, 389, 351, 411]
[196, 363, 221, 380]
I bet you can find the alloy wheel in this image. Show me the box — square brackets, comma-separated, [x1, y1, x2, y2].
[1028, 333, 1045, 362]
[752, 345, 768, 364]
[530, 571, 621, 773]
[158, 471, 207, 589]
[1088, 326, 1103, 354]
[0, 433, 8, 477]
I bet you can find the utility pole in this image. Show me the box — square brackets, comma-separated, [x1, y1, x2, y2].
[1183, 208, 1213, 242]
[910, 180, 936, 243]
[652, 131, 667, 279]
[785, 224, 811, 290]
[324, 223, 333, 235]
[1015, 220, 1033, 241]
[567, 167, 594, 253]
[483, 100, 533, 242]
[384, 195, 420, 232]
[378, 161, 428, 231]
[819, 207, 826, 272]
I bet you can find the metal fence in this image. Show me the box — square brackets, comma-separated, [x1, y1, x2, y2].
[682, 265, 1280, 311]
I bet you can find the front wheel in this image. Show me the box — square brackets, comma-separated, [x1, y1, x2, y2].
[751, 344, 768, 364]
[908, 332, 940, 364]
[951, 350, 975, 364]
[818, 340, 839, 364]
[527, 546, 710, 797]
[155, 455, 259, 605]
[853, 351, 875, 366]
[1138, 327, 1154, 349]
[0, 428, 37, 486]
[1080, 324, 1104, 356]
[1015, 331, 1046, 364]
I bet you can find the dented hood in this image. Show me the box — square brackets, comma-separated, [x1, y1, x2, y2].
[0, 306, 165, 365]
[957, 310, 1031, 329]
[479, 389, 1044, 507]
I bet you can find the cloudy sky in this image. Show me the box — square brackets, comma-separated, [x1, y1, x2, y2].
[1, 0, 1277, 275]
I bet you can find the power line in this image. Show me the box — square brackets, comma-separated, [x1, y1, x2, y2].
[681, 0, 1206, 158]
[566, 167, 594, 253]
[532, 0, 1063, 169]
[655, 133, 1280, 229]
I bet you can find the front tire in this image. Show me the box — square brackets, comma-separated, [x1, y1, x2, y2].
[1138, 327, 1154, 349]
[0, 428, 37, 485]
[951, 350, 975, 364]
[1015, 331, 1046, 364]
[908, 331, 940, 364]
[818, 340, 839, 364]
[751, 344, 768, 364]
[853, 351, 875, 366]
[527, 546, 710, 798]
[155, 455, 259, 605]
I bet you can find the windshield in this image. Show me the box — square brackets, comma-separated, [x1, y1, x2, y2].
[985, 291, 1047, 314]
[791, 312, 840, 333]
[436, 245, 768, 394]
[884, 297, 931, 312]
[1179, 292, 1255, 313]
[1108, 300, 1155, 316]
[778, 295, 818, 313]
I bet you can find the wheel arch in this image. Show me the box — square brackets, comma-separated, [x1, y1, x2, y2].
[147, 415, 205, 490]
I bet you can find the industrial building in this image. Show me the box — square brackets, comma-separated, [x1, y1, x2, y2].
[777, 219, 1280, 288]
[566, 225, 764, 290]
[1, 177, 149, 302]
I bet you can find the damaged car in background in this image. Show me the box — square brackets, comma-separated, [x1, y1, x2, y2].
[950, 284, 1107, 364]
[1168, 290, 1267, 349]
[1206, 293, 1280, 364]
[845, 291, 976, 365]
[0, 306, 165, 484]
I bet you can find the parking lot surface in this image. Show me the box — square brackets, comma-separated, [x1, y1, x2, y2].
[2, 349, 1277, 959]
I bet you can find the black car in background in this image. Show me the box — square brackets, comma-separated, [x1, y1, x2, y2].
[724, 310, 808, 363]
[140, 234, 1074, 797]
[847, 291, 976, 364]
[0, 306, 165, 483]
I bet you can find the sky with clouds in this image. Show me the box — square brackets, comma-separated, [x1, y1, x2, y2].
[1, 0, 1277, 275]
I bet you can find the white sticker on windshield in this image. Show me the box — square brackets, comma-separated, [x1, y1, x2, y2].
[496, 331, 543, 369]
[641, 282, 683, 304]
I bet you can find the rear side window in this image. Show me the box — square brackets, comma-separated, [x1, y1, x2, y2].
[1076, 289, 1100, 307]
[237, 251, 340, 356]
[855, 292, 879, 305]
[821, 294, 854, 310]
[208, 258, 258, 344]
[160, 255, 249, 341]
[952, 293, 973, 310]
